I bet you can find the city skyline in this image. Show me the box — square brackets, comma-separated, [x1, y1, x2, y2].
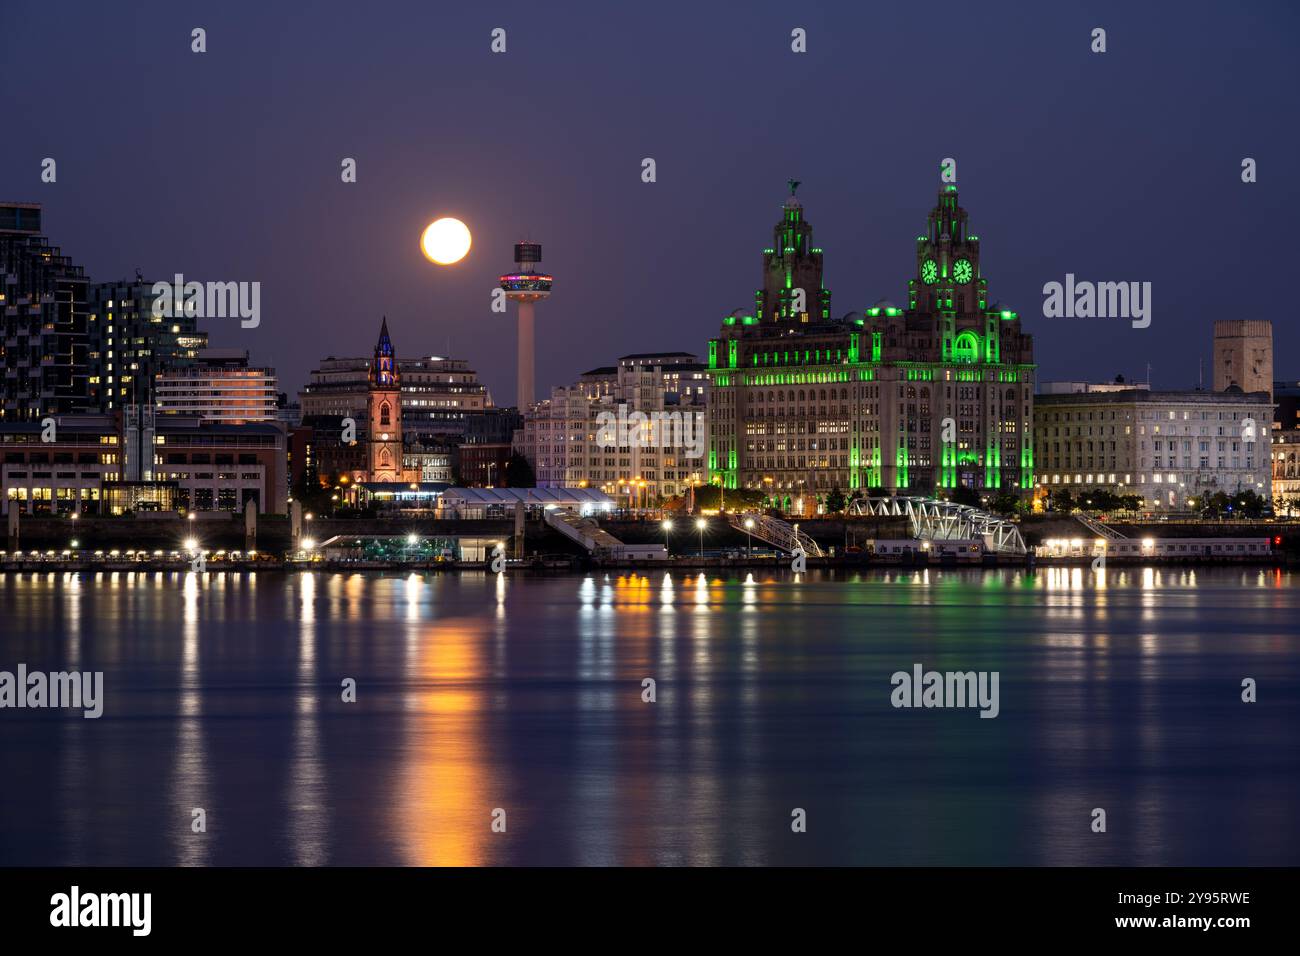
[5, 168, 1288, 411]
[5, 0, 1300, 918]
[3, 1, 1297, 407]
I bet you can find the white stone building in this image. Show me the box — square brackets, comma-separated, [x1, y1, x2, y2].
[514, 354, 709, 507]
[1034, 386, 1273, 510]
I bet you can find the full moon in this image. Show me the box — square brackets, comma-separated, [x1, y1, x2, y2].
[420, 217, 472, 265]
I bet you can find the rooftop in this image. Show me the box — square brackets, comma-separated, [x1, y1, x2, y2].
[1036, 387, 1271, 406]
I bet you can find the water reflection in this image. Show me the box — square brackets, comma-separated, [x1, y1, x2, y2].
[170, 572, 209, 865]
[0, 567, 1297, 866]
[288, 573, 328, 865]
[394, 606, 490, 866]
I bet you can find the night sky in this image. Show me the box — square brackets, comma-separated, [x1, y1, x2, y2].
[3, 0, 1296, 406]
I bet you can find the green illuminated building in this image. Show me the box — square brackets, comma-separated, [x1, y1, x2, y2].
[706, 179, 1036, 510]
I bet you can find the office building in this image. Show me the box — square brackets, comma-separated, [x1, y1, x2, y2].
[300, 351, 491, 439]
[706, 180, 1034, 512]
[1034, 386, 1273, 510]
[515, 353, 709, 506]
[1, 410, 286, 515]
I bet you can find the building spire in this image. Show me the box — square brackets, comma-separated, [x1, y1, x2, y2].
[372, 316, 396, 388]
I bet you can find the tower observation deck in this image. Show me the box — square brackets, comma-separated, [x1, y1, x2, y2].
[500, 242, 553, 406]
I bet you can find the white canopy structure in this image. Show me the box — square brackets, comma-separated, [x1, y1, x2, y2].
[437, 487, 614, 518]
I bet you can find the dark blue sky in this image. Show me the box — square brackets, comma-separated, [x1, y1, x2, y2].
[3, 0, 1296, 405]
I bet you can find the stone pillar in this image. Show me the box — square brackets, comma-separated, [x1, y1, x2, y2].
[290, 500, 303, 553]
[244, 498, 257, 552]
[7, 507, 18, 552]
[513, 501, 525, 558]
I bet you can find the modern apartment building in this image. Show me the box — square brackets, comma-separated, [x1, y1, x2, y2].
[154, 349, 280, 424]
[86, 277, 207, 411]
[0, 202, 90, 420]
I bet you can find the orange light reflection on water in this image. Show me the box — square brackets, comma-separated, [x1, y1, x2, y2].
[393, 612, 492, 866]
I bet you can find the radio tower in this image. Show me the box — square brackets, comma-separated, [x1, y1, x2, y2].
[499, 241, 552, 408]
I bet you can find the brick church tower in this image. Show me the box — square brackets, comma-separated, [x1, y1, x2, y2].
[367, 317, 403, 482]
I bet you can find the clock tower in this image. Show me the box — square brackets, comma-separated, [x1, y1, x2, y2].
[367, 316, 403, 482]
[910, 181, 988, 317]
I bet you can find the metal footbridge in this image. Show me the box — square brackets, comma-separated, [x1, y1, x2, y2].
[727, 512, 825, 557]
[545, 508, 625, 553]
[848, 496, 1027, 555]
[1074, 512, 1126, 540]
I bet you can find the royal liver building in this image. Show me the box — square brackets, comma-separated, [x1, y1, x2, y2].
[706, 179, 1035, 510]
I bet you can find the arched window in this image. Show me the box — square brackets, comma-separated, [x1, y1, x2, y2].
[380, 402, 392, 427]
[952, 330, 980, 364]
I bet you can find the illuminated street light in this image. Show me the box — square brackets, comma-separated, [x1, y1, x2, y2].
[695, 517, 706, 558]
[744, 517, 755, 557]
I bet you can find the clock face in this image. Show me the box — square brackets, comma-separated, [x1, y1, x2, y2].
[953, 258, 973, 284]
[921, 259, 938, 285]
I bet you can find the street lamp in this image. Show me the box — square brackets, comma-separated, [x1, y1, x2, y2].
[695, 517, 706, 558]
[744, 517, 755, 557]
[661, 518, 673, 554]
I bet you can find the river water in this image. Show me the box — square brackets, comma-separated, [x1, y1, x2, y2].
[1, 567, 1297, 865]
